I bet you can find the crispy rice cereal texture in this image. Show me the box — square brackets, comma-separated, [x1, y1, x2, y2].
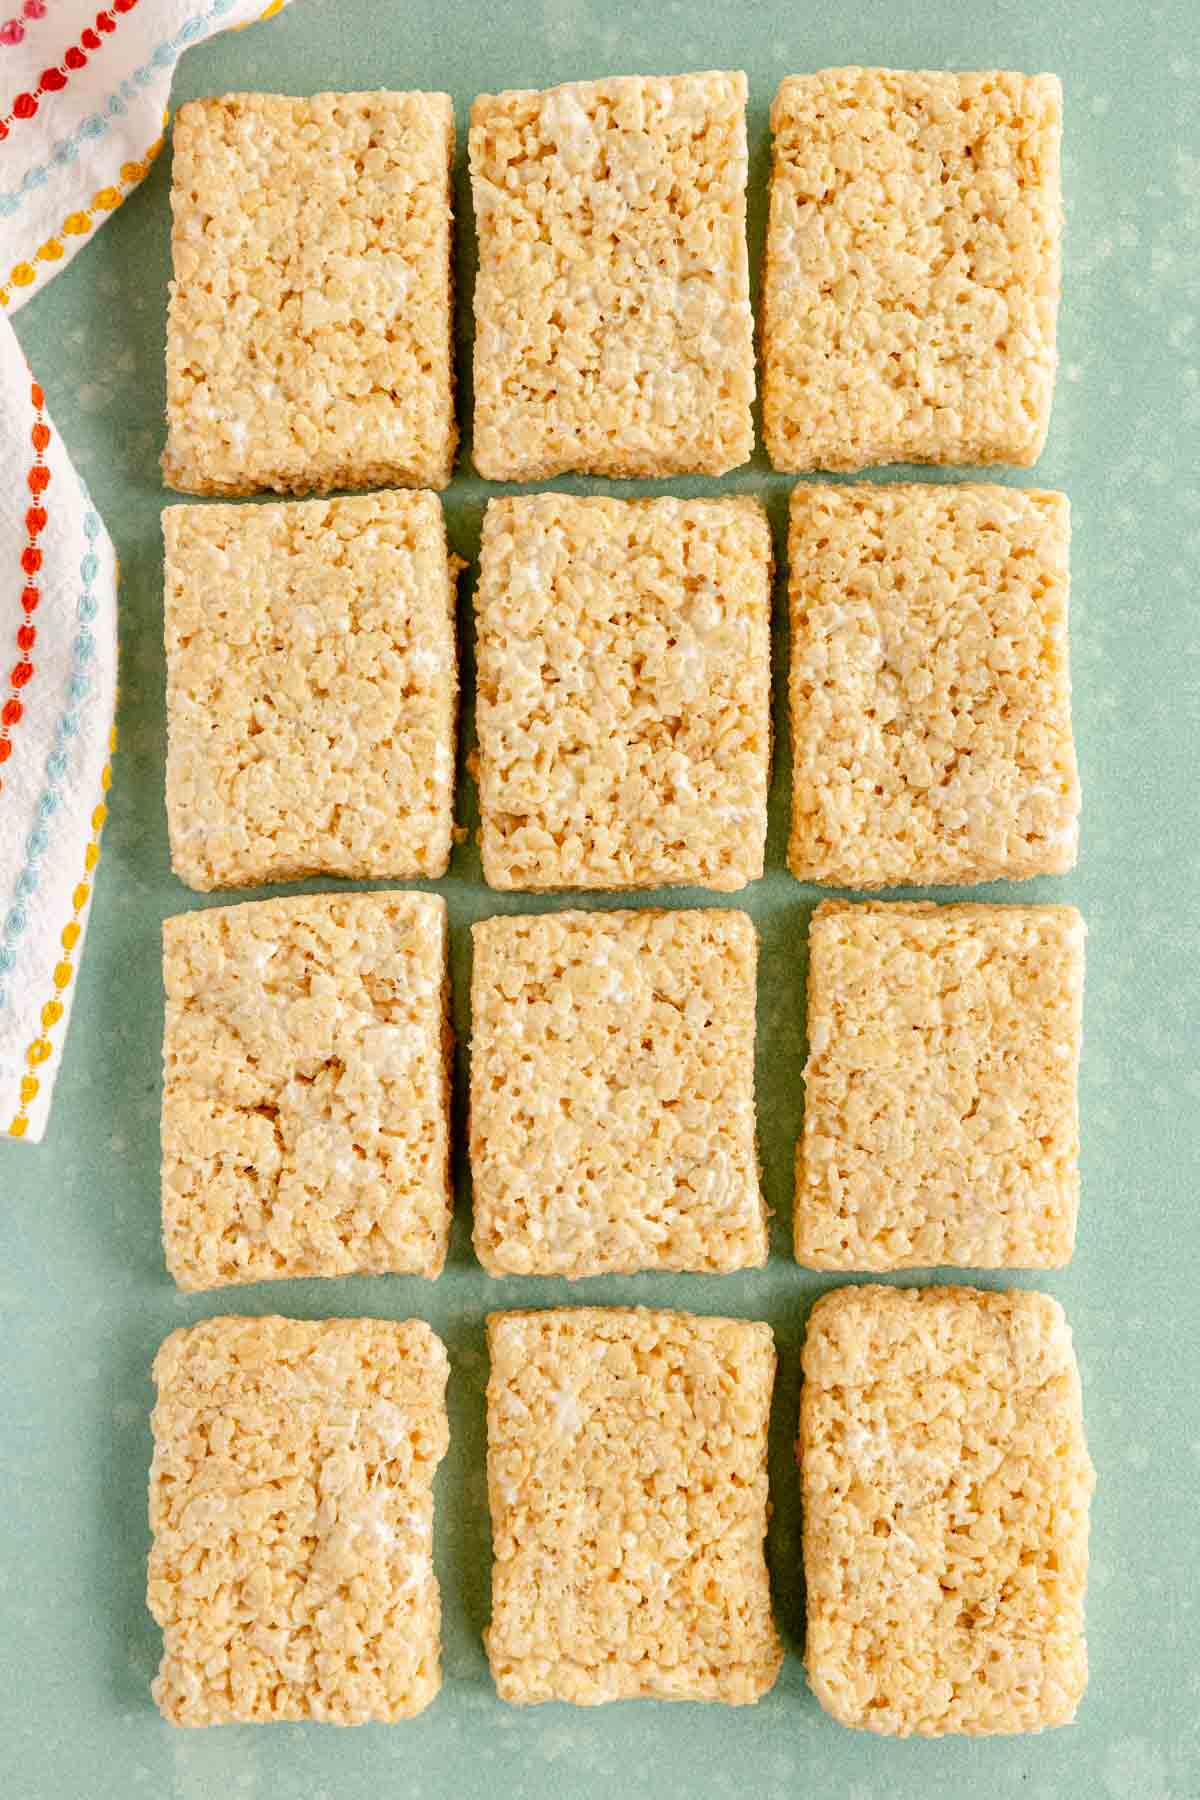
[163, 91, 457, 496]
[148, 1315, 450, 1725]
[473, 495, 772, 891]
[799, 1285, 1094, 1736]
[485, 1308, 782, 1704]
[787, 483, 1078, 888]
[468, 72, 754, 479]
[797, 901, 1085, 1271]
[163, 492, 460, 891]
[470, 909, 766, 1277]
[762, 69, 1063, 472]
[161, 892, 452, 1291]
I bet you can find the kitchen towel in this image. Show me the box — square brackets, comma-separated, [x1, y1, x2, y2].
[1, 0, 288, 1140]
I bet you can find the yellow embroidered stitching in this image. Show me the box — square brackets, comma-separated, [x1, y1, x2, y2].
[6, 723, 115, 1138]
[0, 124, 164, 309]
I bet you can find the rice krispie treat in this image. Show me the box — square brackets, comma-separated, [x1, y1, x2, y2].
[163, 91, 457, 495]
[799, 1285, 1094, 1735]
[474, 494, 772, 890]
[161, 891, 452, 1290]
[787, 483, 1078, 887]
[469, 72, 754, 479]
[470, 909, 765, 1277]
[486, 1308, 782, 1704]
[763, 69, 1063, 471]
[148, 1315, 450, 1725]
[797, 901, 1085, 1270]
[163, 492, 460, 891]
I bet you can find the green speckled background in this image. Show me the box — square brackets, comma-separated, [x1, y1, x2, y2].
[3, 1, 1199, 1795]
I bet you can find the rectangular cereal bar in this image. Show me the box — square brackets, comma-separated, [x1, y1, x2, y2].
[163, 492, 459, 891]
[797, 901, 1085, 1270]
[469, 72, 754, 479]
[470, 909, 765, 1276]
[161, 891, 452, 1290]
[163, 91, 456, 495]
[799, 1284, 1094, 1735]
[148, 1315, 450, 1724]
[473, 494, 772, 890]
[787, 483, 1078, 888]
[763, 69, 1062, 471]
[486, 1308, 781, 1704]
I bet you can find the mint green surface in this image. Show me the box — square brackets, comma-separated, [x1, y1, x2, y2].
[4, 1, 1199, 1794]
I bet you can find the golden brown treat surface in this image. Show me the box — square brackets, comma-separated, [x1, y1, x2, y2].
[797, 901, 1085, 1270]
[763, 69, 1062, 471]
[164, 492, 458, 890]
[800, 1284, 1094, 1736]
[486, 1307, 782, 1704]
[164, 91, 456, 495]
[161, 892, 452, 1290]
[148, 1315, 450, 1725]
[470, 909, 765, 1276]
[474, 494, 772, 891]
[469, 73, 754, 479]
[787, 482, 1078, 888]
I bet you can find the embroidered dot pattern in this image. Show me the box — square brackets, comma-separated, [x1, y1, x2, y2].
[0, 1, 139, 138]
[0, 380, 49, 787]
[0, 3, 52, 53]
[0, 0, 255, 235]
[0, 0, 285, 307]
[4, 726, 114, 1138]
[0, 509, 104, 1031]
[0, 127, 162, 307]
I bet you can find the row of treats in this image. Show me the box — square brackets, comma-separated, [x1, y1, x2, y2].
[149, 1293, 1094, 1731]
[163, 68, 1062, 492]
[162, 892, 1083, 1288]
[146, 66, 1093, 1738]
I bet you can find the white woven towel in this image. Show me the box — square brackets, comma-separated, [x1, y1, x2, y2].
[1, 0, 288, 1140]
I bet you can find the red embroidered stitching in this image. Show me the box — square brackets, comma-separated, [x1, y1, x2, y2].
[0, 379, 49, 789]
[0, 3, 52, 53]
[0, 0, 135, 135]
